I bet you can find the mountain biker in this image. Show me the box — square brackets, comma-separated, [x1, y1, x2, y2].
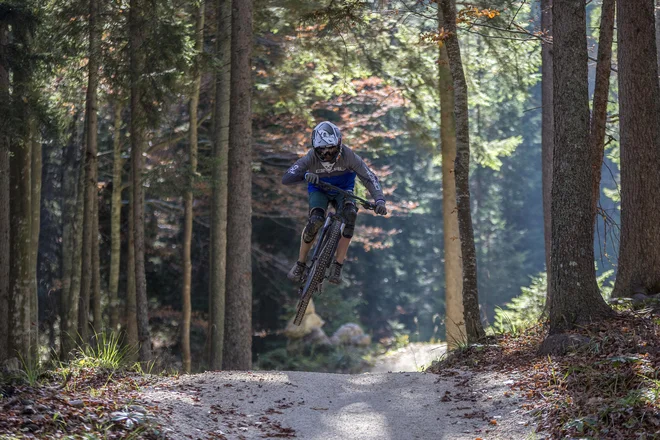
[281, 121, 387, 285]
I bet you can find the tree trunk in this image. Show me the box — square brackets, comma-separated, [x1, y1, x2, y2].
[182, 0, 204, 374]
[109, 102, 123, 332]
[548, 0, 613, 334]
[613, 0, 660, 297]
[91, 188, 101, 333]
[589, 0, 615, 222]
[59, 115, 82, 359]
[439, 0, 485, 343]
[0, 20, 10, 364]
[210, 0, 231, 371]
[437, 7, 465, 348]
[29, 117, 41, 360]
[125, 165, 139, 357]
[79, 0, 101, 344]
[541, 0, 553, 304]
[130, 0, 152, 362]
[9, 20, 34, 365]
[223, 0, 253, 370]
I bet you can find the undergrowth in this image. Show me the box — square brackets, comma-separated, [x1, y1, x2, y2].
[430, 308, 660, 439]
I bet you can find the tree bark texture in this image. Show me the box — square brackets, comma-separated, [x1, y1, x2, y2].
[541, 0, 554, 304]
[549, 0, 613, 334]
[223, 0, 253, 370]
[126, 165, 139, 358]
[589, 0, 615, 222]
[437, 7, 465, 348]
[29, 117, 41, 360]
[79, 0, 101, 343]
[613, 0, 660, 297]
[0, 20, 10, 363]
[210, 0, 231, 371]
[109, 102, 123, 332]
[182, 0, 204, 374]
[9, 21, 34, 365]
[130, 0, 152, 362]
[439, 0, 485, 343]
[60, 115, 82, 359]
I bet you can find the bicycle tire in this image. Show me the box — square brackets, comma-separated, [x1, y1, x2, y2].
[293, 219, 342, 325]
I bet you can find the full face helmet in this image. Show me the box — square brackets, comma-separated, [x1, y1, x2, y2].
[311, 121, 342, 162]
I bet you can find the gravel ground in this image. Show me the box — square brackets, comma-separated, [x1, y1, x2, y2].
[141, 368, 540, 440]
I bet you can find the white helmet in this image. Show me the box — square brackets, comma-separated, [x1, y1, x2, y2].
[311, 121, 342, 162]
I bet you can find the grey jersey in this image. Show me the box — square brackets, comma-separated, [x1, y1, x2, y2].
[282, 145, 385, 201]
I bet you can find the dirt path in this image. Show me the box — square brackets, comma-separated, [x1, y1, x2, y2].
[141, 368, 539, 440]
[370, 343, 447, 373]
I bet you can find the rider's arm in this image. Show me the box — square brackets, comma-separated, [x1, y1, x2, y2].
[282, 151, 313, 185]
[344, 147, 385, 202]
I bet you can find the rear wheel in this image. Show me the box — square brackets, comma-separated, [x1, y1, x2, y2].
[294, 219, 342, 325]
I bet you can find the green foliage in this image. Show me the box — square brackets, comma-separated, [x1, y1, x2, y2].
[493, 269, 615, 335]
[73, 332, 133, 371]
[255, 344, 373, 374]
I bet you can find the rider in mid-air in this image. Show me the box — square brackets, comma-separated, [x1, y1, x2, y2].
[282, 121, 387, 285]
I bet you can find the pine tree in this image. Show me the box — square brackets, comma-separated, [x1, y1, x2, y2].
[541, 0, 553, 303]
[223, 0, 253, 370]
[613, 0, 660, 297]
[437, 6, 465, 347]
[546, 0, 613, 335]
[0, 19, 10, 364]
[439, 0, 485, 342]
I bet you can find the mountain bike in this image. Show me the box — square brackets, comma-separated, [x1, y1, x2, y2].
[293, 181, 377, 326]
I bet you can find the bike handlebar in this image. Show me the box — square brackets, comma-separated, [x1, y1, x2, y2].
[312, 181, 377, 211]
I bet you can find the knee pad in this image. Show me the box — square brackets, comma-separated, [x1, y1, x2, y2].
[342, 202, 358, 238]
[303, 208, 325, 243]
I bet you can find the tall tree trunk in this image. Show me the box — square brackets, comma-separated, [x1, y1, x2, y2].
[439, 0, 485, 343]
[29, 117, 41, 360]
[589, 0, 615, 222]
[125, 165, 139, 357]
[548, 0, 613, 334]
[541, 0, 554, 303]
[613, 0, 660, 297]
[9, 20, 34, 365]
[210, 0, 230, 371]
[109, 102, 123, 332]
[79, 0, 101, 344]
[130, 0, 152, 362]
[0, 20, 10, 364]
[59, 115, 82, 359]
[92, 190, 101, 333]
[68, 153, 85, 353]
[182, 0, 204, 374]
[223, 0, 253, 370]
[437, 7, 465, 348]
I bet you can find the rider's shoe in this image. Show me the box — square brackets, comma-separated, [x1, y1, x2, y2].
[328, 261, 343, 285]
[288, 261, 306, 283]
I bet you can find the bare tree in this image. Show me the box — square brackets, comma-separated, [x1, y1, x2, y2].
[437, 6, 465, 348]
[209, 0, 231, 371]
[29, 117, 41, 360]
[439, 0, 485, 343]
[546, 0, 613, 336]
[613, 0, 660, 297]
[223, 0, 253, 370]
[130, 0, 151, 362]
[182, 0, 205, 374]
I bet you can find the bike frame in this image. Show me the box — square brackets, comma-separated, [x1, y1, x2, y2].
[300, 182, 376, 287]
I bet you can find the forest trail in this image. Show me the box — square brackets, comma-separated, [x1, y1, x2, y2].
[140, 369, 538, 440]
[370, 342, 448, 373]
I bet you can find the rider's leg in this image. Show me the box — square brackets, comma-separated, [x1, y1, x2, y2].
[288, 193, 328, 283]
[329, 198, 357, 284]
[297, 232, 314, 263]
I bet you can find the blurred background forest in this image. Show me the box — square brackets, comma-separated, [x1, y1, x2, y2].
[1, 0, 621, 373]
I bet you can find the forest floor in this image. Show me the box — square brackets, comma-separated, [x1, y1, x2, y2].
[369, 342, 447, 373]
[2, 308, 659, 439]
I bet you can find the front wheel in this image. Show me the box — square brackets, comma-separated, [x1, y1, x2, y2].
[293, 219, 342, 326]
